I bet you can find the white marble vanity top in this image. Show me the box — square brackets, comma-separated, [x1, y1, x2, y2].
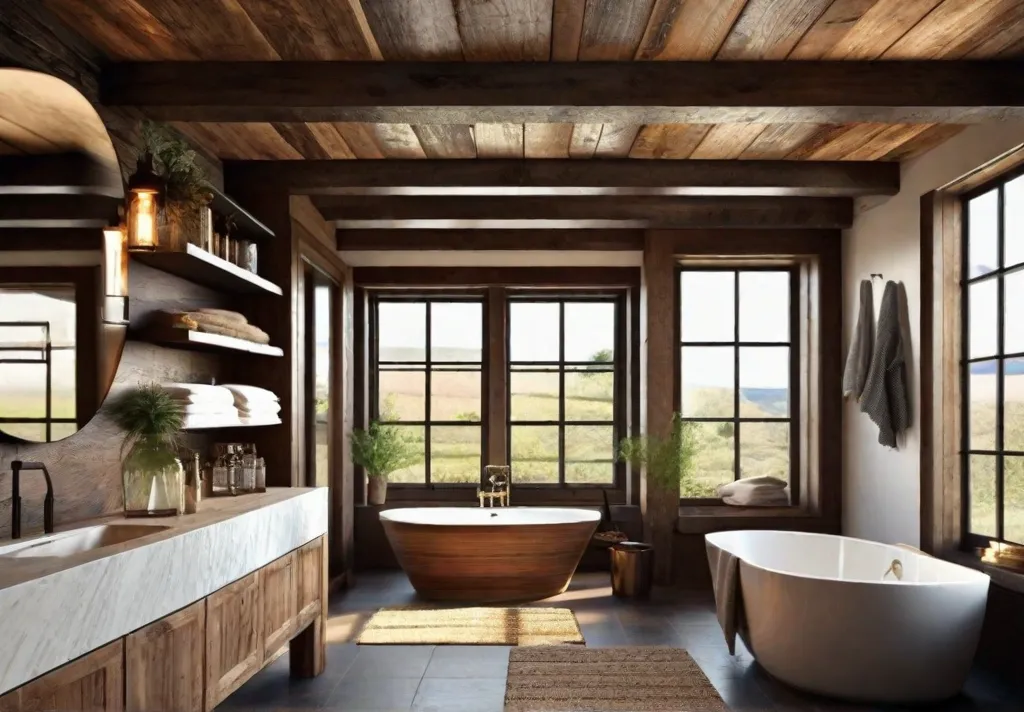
[0, 487, 328, 694]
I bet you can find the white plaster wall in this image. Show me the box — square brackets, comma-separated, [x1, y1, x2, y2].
[843, 124, 1024, 546]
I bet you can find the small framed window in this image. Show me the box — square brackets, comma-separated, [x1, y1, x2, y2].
[676, 267, 798, 501]
[371, 295, 484, 486]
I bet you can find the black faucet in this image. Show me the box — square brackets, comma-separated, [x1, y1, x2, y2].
[10, 460, 54, 540]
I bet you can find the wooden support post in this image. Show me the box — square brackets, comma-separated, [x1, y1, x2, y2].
[641, 232, 679, 585]
[487, 287, 508, 467]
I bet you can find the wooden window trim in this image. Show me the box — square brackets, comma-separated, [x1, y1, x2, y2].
[675, 265, 801, 504]
[921, 145, 1024, 555]
[505, 290, 627, 490]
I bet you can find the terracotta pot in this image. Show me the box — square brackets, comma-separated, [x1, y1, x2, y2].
[367, 477, 387, 505]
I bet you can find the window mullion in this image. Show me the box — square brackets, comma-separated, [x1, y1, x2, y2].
[996, 184, 1007, 540]
[558, 301, 566, 486]
[733, 270, 741, 482]
[425, 302, 432, 486]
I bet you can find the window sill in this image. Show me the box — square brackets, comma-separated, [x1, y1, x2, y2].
[944, 550, 1024, 596]
[676, 504, 827, 535]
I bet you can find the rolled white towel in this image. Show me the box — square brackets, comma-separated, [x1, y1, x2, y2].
[222, 384, 279, 406]
[162, 383, 234, 407]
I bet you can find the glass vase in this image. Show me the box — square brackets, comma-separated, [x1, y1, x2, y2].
[122, 437, 185, 517]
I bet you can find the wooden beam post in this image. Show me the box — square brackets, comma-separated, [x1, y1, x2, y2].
[641, 232, 678, 585]
[487, 287, 507, 467]
[102, 61, 1024, 124]
[319, 196, 854, 229]
[224, 159, 900, 198]
[338, 229, 644, 252]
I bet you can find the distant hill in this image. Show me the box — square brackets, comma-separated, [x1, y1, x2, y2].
[971, 361, 1024, 375]
[740, 388, 788, 416]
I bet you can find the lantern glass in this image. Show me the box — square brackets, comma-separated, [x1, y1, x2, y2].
[127, 190, 158, 251]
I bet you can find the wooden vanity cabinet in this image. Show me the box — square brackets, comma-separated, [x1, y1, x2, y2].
[0, 640, 123, 712]
[205, 570, 263, 711]
[261, 551, 297, 657]
[125, 602, 205, 712]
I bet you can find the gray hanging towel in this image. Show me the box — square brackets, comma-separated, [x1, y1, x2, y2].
[843, 280, 874, 400]
[860, 281, 910, 448]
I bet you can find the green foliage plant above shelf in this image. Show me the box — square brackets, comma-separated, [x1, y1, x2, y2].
[618, 413, 699, 492]
[140, 120, 212, 208]
[351, 419, 420, 482]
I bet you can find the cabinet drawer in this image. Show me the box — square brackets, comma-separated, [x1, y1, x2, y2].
[205, 571, 262, 711]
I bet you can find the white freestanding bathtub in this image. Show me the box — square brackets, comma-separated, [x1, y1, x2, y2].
[705, 530, 990, 703]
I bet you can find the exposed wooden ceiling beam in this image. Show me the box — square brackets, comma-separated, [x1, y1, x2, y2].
[102, 61, 1024, 124]
[0, 153, 123, 198]
[225, 159, 898, 197]
[338, 229, 646, 251]
[316, 195, 854, 229]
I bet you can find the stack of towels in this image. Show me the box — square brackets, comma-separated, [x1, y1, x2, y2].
[223, 384, 281, 424]
[162, 383, 281, 427]
[157, 308, 271, 346]
[163, 383, 241, 428]
[717, 476, 790, 507]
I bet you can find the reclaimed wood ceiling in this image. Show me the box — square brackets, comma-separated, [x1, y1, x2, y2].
[44, 0, 1024, 162]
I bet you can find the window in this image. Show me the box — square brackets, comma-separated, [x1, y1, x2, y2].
[962, 171, 1024, 545]
[677, 268, 796, 499]
[507, 296, 621, 486]
[372, 296, 484, 485]
[304, 266, 336, 488]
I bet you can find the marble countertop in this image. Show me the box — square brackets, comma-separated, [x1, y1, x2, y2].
[0, 487, 328, 694]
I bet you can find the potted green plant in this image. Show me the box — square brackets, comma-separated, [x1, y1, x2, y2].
[617, 413, 699, 493]
[140, 120, 213, 252]
[110, 384, 185, 517]
[351, 419, 419, 505]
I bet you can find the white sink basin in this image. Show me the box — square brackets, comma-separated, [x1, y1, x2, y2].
[0, 524, 170, 559]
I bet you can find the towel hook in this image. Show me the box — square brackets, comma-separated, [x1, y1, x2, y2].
[870, 273, 883, 280]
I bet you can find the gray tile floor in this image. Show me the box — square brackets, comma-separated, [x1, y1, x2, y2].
[220, 571, 1024, 711]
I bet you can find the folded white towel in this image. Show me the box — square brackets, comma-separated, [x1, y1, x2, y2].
[222, 384, 279, 405]
[718, 477, 791, 507]
[177, 403, 239, 416]
[237, 401, 282, 417]
[162, 383, 235, 406]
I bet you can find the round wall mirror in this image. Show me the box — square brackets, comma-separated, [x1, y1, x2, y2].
[0, 69, 126, 443]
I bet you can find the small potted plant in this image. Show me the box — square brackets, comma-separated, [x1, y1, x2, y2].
[351, 419, 419, 505]
[140, 120, 213, 252]
[110, 384, 185, 517]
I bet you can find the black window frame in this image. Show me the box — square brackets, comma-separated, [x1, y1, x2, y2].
[961, 164, 1024, 547]
[505, 291, 627, 489]
[369, 292, 487, 489]
[675, 265, 801, 503]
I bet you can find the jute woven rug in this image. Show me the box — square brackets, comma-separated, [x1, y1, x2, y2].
[504, 646, 729, 711]
[356, 606, 585, 646]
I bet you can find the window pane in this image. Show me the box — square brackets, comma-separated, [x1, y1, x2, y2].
[510, 425, 559, 483]
[565, 370, 614, 421]
[968, 361, 998, 451]
[432, 302, 482, 362]
[1006, 458, 1024, 544]
[510, 302, 559, 361]
[378, 302, 425, 362]
[313, 285, 331, 488]
[740, 422, 790, 482]
[969, 280, 998, 359]
[968, 189, 999, 278]
[431, 425, 480, 484]
[681, 347, 734, 417]
[0, 363, 48, 418]
[681, 271, 734, 342]
[684, 421, 733, 497]
[430, 370, 481, 421]
[510, 371, 559, 421]
[389, 425, 425, 484]
[739, 272, 789, 343]
[0, 423, 47, 441]
[564, 302, 615, 362]
[1005, 270, 1024, 354]
[565, 425, 614, 484]
[1007, 357, 1024, 452]
[739, 347, 790, 418]
[378, 370, 424, 421]
[969, 455, 997, 537]
[1006, 176, 1024, 268]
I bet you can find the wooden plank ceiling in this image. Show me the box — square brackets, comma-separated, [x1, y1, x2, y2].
[44, 0, 1024, 162]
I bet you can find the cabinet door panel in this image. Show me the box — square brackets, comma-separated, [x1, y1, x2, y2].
[4, 640, 123, 712]
[205, 571, 262, 711]
[295, 537, 324, 627]
[126, 601, 204, 712]
[261, 552, 297, 658]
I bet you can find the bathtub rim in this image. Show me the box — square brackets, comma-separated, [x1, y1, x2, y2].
[706, 529, 990, 588]
[379, 505, 601, 527]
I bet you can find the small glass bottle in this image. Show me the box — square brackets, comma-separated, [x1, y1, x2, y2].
[254, 457, 266, 493]
[239, 446, 256, 493]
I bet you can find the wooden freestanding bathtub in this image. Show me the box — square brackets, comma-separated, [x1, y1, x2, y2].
[380, 507, 600, 603]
